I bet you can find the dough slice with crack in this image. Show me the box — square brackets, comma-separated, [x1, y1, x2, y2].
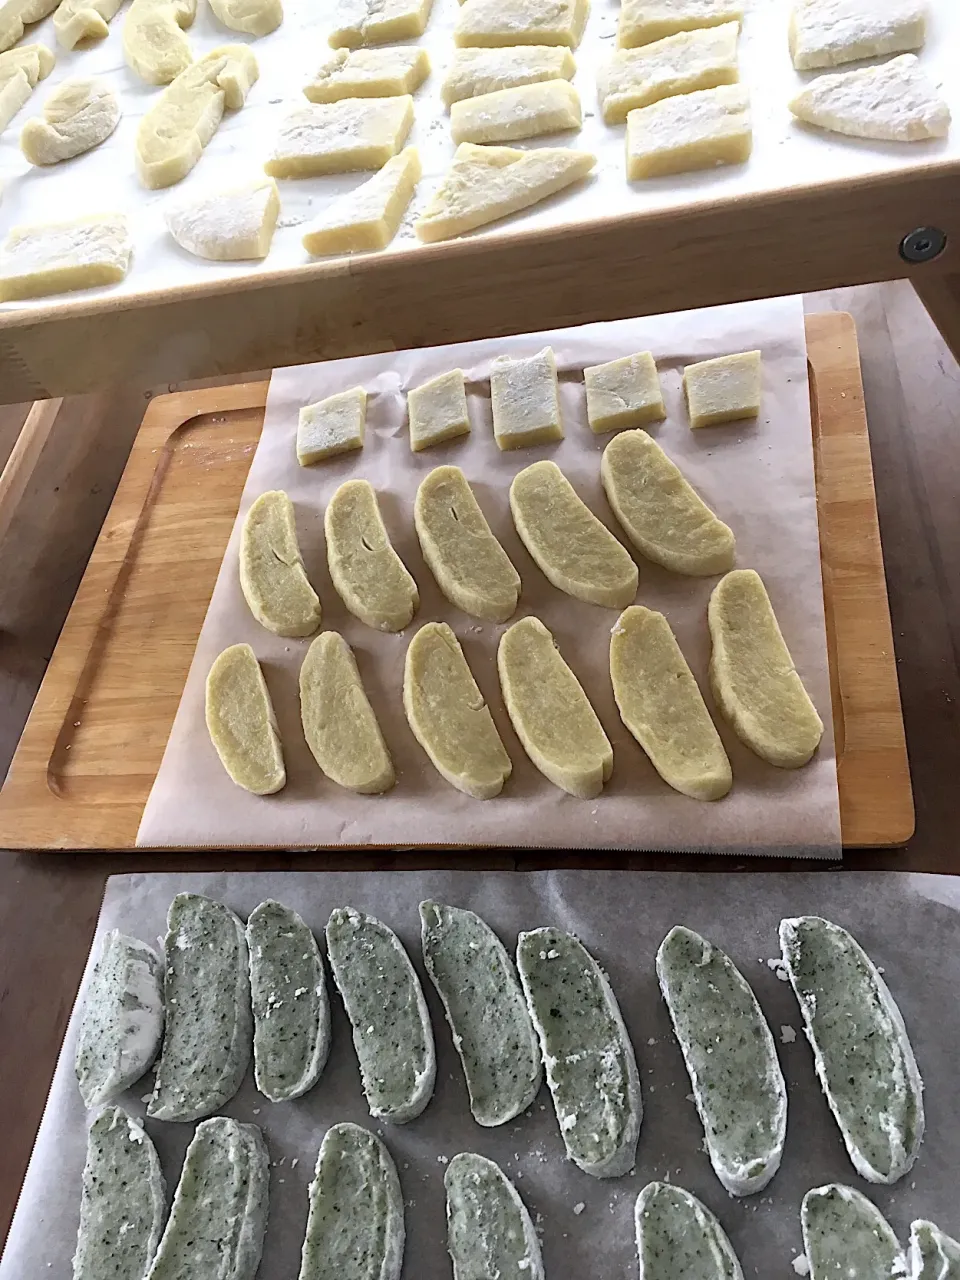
[441, 45, 575, 107]
[205, 643, 286, 794]
[55, 0, 122, 47]
[240, 489, 320, 637]
[21, 78, 120, 165]
[801, 1185, 905, 1280]
[635, 1182, 744, 1280]
[789, 0, 925, 71]
[618, 0, 743, 48]
[0, 213, 131, 301]
[305, 46, 429, 101]
[123, 0, 196, 85]
[0, 43, 53, 133]
[325, 478, 418, 631]
[329, 0, 434, 48]
[490, 346, 563, 449]
[599, 22, 739, 124]
[266, 96, 412, 177]
[584, 350, 664, 432]
[451, 78, 580, 144]
[910, 1220, 960, 1280]
[446, 1153, 543, 1280]
[302, 147, 420, 255]
[404, 621, 512, 798]
[209, 0, 280, 37]
[789, 54, 949, 142]
[166, 177, 279, 259]
[498, 615, 612, 798]
[298, 387, 366, 463]
[454, 0, 588, 49]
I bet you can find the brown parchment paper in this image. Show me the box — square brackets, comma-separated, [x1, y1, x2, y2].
[137, 297, 839, 854]
[2, 870, 958, 1280]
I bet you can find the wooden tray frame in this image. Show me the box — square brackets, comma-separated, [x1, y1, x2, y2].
[0, 312, 914, 850]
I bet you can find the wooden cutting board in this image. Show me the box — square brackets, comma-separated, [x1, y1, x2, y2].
[0, 312, 913, 850]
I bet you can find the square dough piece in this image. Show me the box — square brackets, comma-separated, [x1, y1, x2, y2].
[455, 0, 589, 50]
[618, 0, 743, 49]
[304, 47, 430, 102]
[451, 79, 580, 144]
[683, 350, 761, 428]
[598, 23, 739, 125]
[584, 352, 665, 433]
[0, 213, 131, 301]
[297, 387, 367, 463]
[408, 370, 471, 451]
[789, 0, 925, 72]
[265, 96, 414, 177]
[490, 347, 564, 450]
[441, 46, 575, 107]
[788, 54, 949, 142]
[626, 83, 750, 179]
[328, 0, 434, 48]
[302, 147, 421, 255]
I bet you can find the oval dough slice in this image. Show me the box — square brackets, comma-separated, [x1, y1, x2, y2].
[414, 465, 520, 622]
[910, 1220, 960, 1280]
[240, 489, 320, 637]
[498, 615, 612, 798]
[446, 1153, 543, 1280]
[601, 428, 735, 575]
[635, 1181, 744, 1280]
[123, 0, 196, 85]
[325, 479, 419, 631]
[404, 621, 512, 799]
[657, 925, 786, 1195]
[148, 892, 252, 1122]
[510, 460, 638, 607]
[166, 177, 280, 260]
[610, 605, 731, 801]
[780, 915, 923, 1184]
[326, 906, 436, 1123]
[20, 78, 119, 165]
[248, 899, 331, 1102]
[801, 1184, 905, 1280]
[73, 1107, 165, 1280]
[708, 568, 823, 768]
[205, 643, 285, 794]
[75, 929, 164, 1108]
[517, 926, 642, 1178]
[300, 632, 395, 794]
[299, 1123, 404, 1280]
[209, 0, 281, 36]
[420, 900, 541, 1126]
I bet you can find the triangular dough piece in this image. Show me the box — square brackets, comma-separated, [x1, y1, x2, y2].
[789, 54, 949, 143]
[414, 142, 594, 242]
[166, 177, 280, 260]
[302, 147, 420, 255]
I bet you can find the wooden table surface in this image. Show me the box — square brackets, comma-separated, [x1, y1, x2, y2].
[1, 282, 959, 1250]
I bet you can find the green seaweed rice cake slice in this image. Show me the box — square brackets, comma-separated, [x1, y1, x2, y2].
[635, 1181, 744, 1280]
[801, 1184, 905, 1280]
[910, 1219, 960, 1280]
[445, 1152, 543, 1280]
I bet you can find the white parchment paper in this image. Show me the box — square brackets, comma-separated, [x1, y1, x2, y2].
[137, 296, 840, 854]
[2, 869, 958, 1280]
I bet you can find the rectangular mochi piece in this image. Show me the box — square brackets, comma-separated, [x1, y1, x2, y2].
[407, 369, 471, 450]
[683, 349, 760, 427]
[451, 79, 580, 143]
[297, 387, 367, 463]
[598, 23, 739, 125]
[265, 97, 413, 177]
[455, 0, 589, 49]
[0, 213, 131, 301]
[789, 0, 926, 72]
[788, 54, 949, 142]
[328, 0, 434, 47]
[618, 0, 743, 49]
[626, 83, 751, 179]
[584, 350, 664, 432]
[441, 46, 575, 107]
[490, 346, 563, 449]
[304, 46, 430, 102]
[302, 148, 421, 255]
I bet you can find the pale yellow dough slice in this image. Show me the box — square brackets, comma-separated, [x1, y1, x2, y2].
[329, 0, 434, 48]
[205, 643, 285, 794]
[451, 79, 580, 144]
[209, 0, 280, 37]
[55, 0, 122, 48]
[683, 349, 761, 428]
[789, 55, 949, 142]
[498, 615, 612, 798]
[123, 0, 197, 85]
[626, 83, 751, 179]
[240, 489, 321, 637]
[404, 621, 512, 799]
[265, 96, 413, 178]
[165, 177, 280, 261]
[455, 0, 589, 49]
[21, 78, 120, 165]
[297, 388, 367, 464]
[300, 632, 394, 792]
[415, 465, 520, 621]
[0, 43, 53, 134]
[0, 213, 130, 302]
[136, 45, 258, 189]
[600, 429, 735, 575]
[305, 47, 429, 102]
[510, 460, 638, 608]
[0, 0, 59, 53]
[415, 143, 595, 242]
[302, 148, 421, 256]
[617, 0, 742, 49]
[708, 569, 824, 768]
[789, 0, 926, 72]
[441, 46, 575, 108]
[611, 605, 732, 800]
[325, 479, 419, 631]
[490, 347, 563, 450]
[598, 23, 739, 125]
[407, 369, 471, 451]
[584, 351, 664, 432]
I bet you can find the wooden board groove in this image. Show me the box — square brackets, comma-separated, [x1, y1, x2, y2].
[0, 314, 913, 850]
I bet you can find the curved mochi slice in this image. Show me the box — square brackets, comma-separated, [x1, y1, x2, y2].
[404, 621, 512, 799]
[298, 1122, 404, 1280]
[420, 900, 541, 1126]
[708, 569, 823, 768]
[498, 615, 612, 798]
[801, 1184, 905, 1280]
[300, 632, 394, 793]
[326, 907, 436, 1123]
[517, 926, 642, 1178]
[635, 1182, 744, 1280]
[601, 428, 735, 575]
[325, 479, 418, 631]
[780, 915, 923, 1184]
[510, 459, 638, 607]
[610, 605, 731, 801]
[445, 1153, 543, 1280]
[240, 489, 321, 637]
[657, 925, 786, 1195]
[910, 1220, 960, 1280]
[205, 643, 285, 794]
[414, 465, 520, 622]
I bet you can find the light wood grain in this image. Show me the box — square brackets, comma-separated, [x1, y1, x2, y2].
[0, 400, 63, 548]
